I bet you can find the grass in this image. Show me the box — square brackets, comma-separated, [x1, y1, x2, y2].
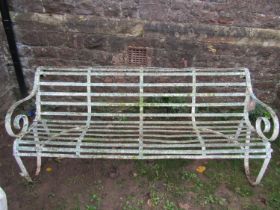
[205, 159, 255, 195]
[163, 200, 178, 210]
[131, 142, 280, 209]
[262, 144, 280, 210]
[134, 159, 190, 182]
[150, 189, 161, 206]
[122, 195, 144, 210]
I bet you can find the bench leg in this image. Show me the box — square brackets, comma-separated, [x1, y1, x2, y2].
[33, 124, 42, 176]
[35, 155, 41, 176]
[244, 157, 270, 186]
[14, 155, 32, 182]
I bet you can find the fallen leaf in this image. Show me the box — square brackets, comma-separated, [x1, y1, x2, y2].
[46, 167, 53, 173]
[196, 165, 206, 173]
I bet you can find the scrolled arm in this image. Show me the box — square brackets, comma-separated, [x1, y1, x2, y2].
[247, 93, 279, 141]
[5, 70, 40, 138]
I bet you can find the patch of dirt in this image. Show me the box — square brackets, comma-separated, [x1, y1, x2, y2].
[215, 184, 241, 210]
[178, 192, 202, 210]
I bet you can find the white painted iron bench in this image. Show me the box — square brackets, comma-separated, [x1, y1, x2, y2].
[5, 67, 279, 185]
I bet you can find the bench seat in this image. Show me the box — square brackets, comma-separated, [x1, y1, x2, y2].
[16, 119, 269, 159]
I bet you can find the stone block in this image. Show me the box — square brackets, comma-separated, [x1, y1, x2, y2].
[74, 0, 103, 15]
[16, 30, 49, 46]
[47, 32, 68, 47]
[42, 0, 76, 14]
[32, 47, 57, 58]
[56, 47, 78, 60]
[139, 1, 169, 21]
[103, 2, 121, 18]
[76, 49, 95, 61]
[9, 0, 44, 13]
[84, 35, 106, 50]
[65, 33, 84, 49]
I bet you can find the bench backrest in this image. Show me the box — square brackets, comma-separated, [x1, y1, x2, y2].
[35, 67, 250, 124]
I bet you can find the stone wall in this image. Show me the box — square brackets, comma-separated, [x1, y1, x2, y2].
[1, 0, 280, 114]
[9, 0, 280, 29]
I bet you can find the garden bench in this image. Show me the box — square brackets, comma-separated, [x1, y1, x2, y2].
[5, 66, 279, 185]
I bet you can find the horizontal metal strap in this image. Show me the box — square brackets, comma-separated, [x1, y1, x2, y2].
[16, 153, 268, 159]
[40, 67, 245, 72]
[39, 82, 247, 87]
[41, 120, 242, 124]
[40, 101, 245, 107]
[35, 125, 243, 131]
[23, 136, 140, 142]
[17, 147, 268, 155]
[25, 131, 248, 138]
[34, 128, 245, 134]
[142, 138, 261, 144]
[21, 136, 263, 144]
[25, 127, 249, 135]
[40, 72, 246, 76]
[18, 140, 266, 148]
[36, 124, 242, 129]
[39, 92, 246, 97]
[40, 112, 244, 117]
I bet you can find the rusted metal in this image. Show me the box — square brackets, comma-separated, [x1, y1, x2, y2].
[128, 47, 147, 66]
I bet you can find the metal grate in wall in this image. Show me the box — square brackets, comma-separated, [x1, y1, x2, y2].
[127, 47, 147, 66]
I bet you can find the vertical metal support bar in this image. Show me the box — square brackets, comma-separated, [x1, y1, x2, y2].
[13, 140, 32, 182]
[243, 74, 254, 131]
[42, 120, 50, 136]
[244, 127, 253, 184]
[235, 120, 244, 140]
[191, 69, 206, 156]
[139, 68, 144, 158]
[244, 127, 251, 165]
[76, 69, 92, 156]
[35, 69, 42, 121]
[244, 127, 271, 185]
[32, 123, 42, 176]
[254, 156, 270, 185]
[35, 84, 41, 121]
[233, 119, 245, 149]
[242, 75, 253, 150]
